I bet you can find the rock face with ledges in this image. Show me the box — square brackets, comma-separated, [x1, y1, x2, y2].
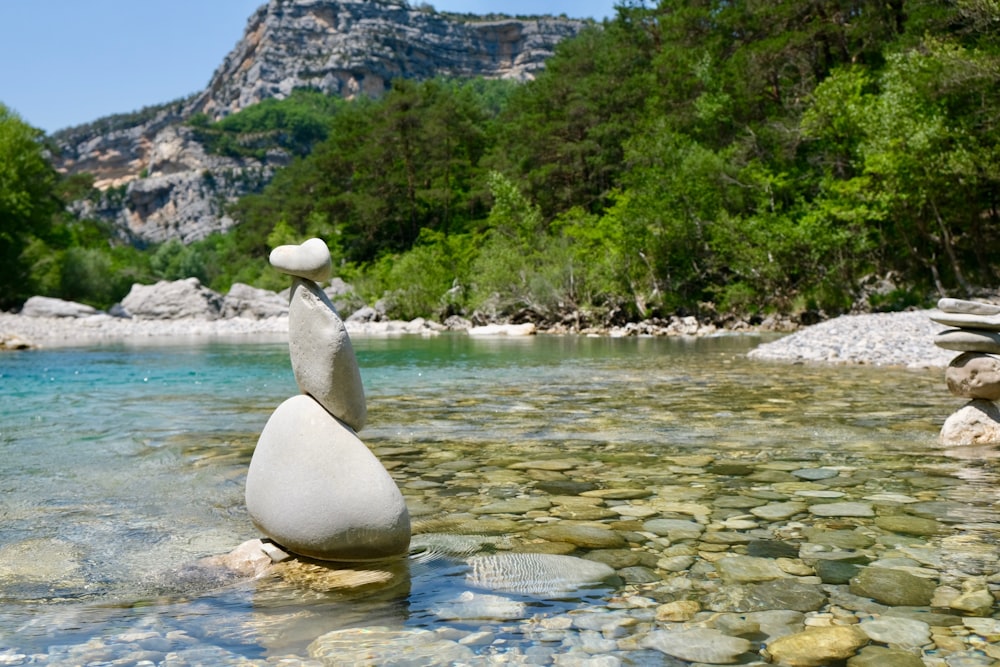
[189, 0, 586, 119]
[52, 0, 585, 246]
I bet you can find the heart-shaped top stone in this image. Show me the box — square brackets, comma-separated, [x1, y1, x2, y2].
[269, 238, 332, 282]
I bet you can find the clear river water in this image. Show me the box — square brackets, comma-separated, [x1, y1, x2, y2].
[0, 333, 997, 666]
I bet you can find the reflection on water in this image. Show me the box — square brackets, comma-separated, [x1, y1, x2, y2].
[0, 333, 995, 663]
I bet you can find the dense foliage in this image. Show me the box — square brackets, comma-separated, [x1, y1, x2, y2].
[4, 0, 999, 323]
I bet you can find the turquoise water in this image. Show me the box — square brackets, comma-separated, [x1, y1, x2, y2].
[0, 333, 987, 663]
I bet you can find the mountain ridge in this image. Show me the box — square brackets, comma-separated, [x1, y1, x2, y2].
[51, 0, 588, 246]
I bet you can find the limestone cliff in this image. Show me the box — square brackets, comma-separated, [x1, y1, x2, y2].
[52, 0, 586, 246]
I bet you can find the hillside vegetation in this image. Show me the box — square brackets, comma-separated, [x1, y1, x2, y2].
[2, 0, 998, 324]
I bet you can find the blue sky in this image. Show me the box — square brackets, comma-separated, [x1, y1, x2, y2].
[0, 1, 618, 135]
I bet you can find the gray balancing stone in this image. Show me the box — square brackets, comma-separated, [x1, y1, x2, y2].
[934, 328, 1000, 354]
[269, 237, 333, 283]
[930, 312, 1000, 331]
[288, 277, 367, 432]
[946, 352, 1000, 400]
[245, 394, 410, 561]
[938, 298, 1000, 316]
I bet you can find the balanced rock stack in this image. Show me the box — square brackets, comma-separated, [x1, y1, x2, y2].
[932, 298, 1000, 446]
[245, 238, 411, 561]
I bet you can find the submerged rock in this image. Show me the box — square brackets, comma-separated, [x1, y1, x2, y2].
[765, 626, 868, 666]
[465, 553, 616, 596]
[642, 628, 753, 664]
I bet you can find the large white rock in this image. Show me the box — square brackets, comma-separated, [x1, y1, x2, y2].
[288, 278, 366, 432]
[940, 399, 1000, 446]
[120, 277, 223, 320]
[20, 296, 99, 318]
[221, 282, 288, 319]
[245, 394, 410, 561]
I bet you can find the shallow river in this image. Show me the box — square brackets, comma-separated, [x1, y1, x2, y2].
[0, 334, 997, 666]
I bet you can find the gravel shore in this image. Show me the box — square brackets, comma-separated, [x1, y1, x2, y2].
[2, 308, 954, 367]
[747, 309, 953, 368]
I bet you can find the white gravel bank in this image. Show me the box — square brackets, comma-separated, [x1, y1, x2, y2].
[748, 309, 953, 368]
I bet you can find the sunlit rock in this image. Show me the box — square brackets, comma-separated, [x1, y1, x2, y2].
[246, 394, 409, 561]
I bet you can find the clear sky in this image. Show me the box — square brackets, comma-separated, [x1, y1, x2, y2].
[0, 0, 618, 135]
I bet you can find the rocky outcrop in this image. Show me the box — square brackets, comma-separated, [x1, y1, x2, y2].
[189, 0, 587, 119]
[51, 0, 586, 246]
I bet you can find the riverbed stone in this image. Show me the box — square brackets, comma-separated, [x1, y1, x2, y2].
[641, 518, 704, 540]
[858, 616, 930, 648]
[808, 502, 874, 517]
[849, 566, 937, 606]
[465, 553, 616, 595]
[750, 501, 807, 521]
[286, 277, 367, 432]
[765, 625, 868, 666]
[875, 514, 945, 537]
[815, 560, 861, 584]
[269, 237, 333, 283]
[715, 556, 786, 584]
[847, 645, 926, 667]
[245, 394, 410, 561]
[946, 352, 1000, 400]
[529, 523, 626, 549]
[940, 399, 1000, 446]
[641, 628, 752, 664]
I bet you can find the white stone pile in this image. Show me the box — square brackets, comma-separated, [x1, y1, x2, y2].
[244, 238, 411, 561]
[931, 298, 1000, 446]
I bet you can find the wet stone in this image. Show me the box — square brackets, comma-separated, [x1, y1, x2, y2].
[582, 549, 642, 569]
[529, 523, 626, 549]
[533, 480, 599, 495]
[850, 566, 937, 606]
[792, 468, 840, 481]
[874, 514, 945, 536]
[743, 579, 828, 613]
[715, 556, 786, 584]
[815, 560, 861, 585]
[803, 527, 875, 550]
[765, 626, 868, 667]
[469, 498, 552, 515]
[747, 540, 800, 559]
[641, 628, 753, 664]
[750, 501, 807, 521]
[808, 502, 875, 517]
[641, 518, 704, 540]
[708, 463, 756, 476]
[857, 616, 930, 649]
[847, 645, 926, 667]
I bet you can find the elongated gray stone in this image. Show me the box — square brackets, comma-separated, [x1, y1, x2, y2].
[946, 352, 1000, 400]
[269, 237, 332, 283]
[935, 328, 1000, 353]
[465, 553, 616, 596]
[931, 311, 1000, 331]
[642, 628, 752, 664]
[287, 277, 366, 432]
[245, 394, 409, 561]
[938, 298, 1000, 316]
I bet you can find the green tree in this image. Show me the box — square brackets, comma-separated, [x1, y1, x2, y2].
[0, 104, 60, 308]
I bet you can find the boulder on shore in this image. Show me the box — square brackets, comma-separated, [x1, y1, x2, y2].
[221, 282, 288, 319]
[120, 277, 223, 320]
[20, 296, 99, 319]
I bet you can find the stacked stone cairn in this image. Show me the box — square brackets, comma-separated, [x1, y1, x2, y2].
[245, 238, 411, 561]
[932, 297, 1000, 446]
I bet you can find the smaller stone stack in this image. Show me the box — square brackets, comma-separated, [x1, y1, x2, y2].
[931, 298, 1000, 446]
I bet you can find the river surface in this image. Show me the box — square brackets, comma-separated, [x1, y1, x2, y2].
[0, 333, 996, 665]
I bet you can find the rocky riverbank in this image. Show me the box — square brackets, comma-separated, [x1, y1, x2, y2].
[0, 277, 970, 369]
